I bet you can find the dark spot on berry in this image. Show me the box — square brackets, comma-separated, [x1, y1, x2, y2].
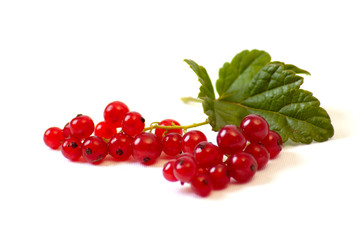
[250, 164, 256, 172]
[141, 117, 145, 123]
[70, 142, 78, 148]
[76, 114, 83, 117]
[258, 142, 265, 147]
[198, 142, 206, 149]
[143, 157, 151, 163]
[178, 159, 184, 165]
[202, 179, 209, 185]
[116, 149, 123, 156]
[85, 148, 92, 155]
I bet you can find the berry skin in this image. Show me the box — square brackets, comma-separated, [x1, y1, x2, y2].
[261, 130, 283, 159]
[94, 121, 117, 139]
[244, 143, 270, 170]
[121, 111, 145, 137]
[162, 133, 183, 157]
[155, 119, 183, 139]
[216, 125, 247, 155]
[132, 132, 162, 165]
[163, 160, 178, 182]
[240, 114, 269, 142]
[208, 163, 230, 190]
[62, 123, 72, 139]
[193, 141, 223, 168]
[44, 127, 64, 149]
[61, 137, 82, 161]
[103, 101, 129, 128]
[226, 152, 258, 183]
[69, 114, 95, 140]
[108, 133, 133, 161]
[191, 173, 213, 197]
[181, 130, 207, 153]
[173, 155, 197, 182]
[82, 136, 108, 164]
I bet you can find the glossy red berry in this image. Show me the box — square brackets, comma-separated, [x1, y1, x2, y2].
[217, 125, 247, 155]
[62, 123, 72, 139]
[226, 152, 258, 183]
[244, 143, 270, 170]
[103, 101, 129, 128]
[173, 156, 197, 182]
[208, 163, 230, 190]
[181, 130, 207, 153]
[44, 127, 64, 149]
[162, 133, 182, 156]
[191, 173, 212, 197]
[82, 136, 108, 164]
[240, 114, 269, 142]
[261, 130, 283, 159]
[163, 160, 178, 182]
[121, 111, 145, 137]
[155, 119, 183, 139]
[61, 137, 82, 161]
[193, 141, 223, 168]
[69, 114, 95, 140]
[108, 133, 133, 161]
[94, 121, 117, 139]
[132, 132, 162, 165]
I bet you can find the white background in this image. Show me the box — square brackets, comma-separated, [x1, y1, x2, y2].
[1, 0, 360, 239]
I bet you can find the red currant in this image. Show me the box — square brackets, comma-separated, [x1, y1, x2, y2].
[69, 114, 95, 140]
[121, 111, 145, 137]
[61, 137, 82, 161]
[173, 156, 197, 183]
[82, 136, 108, 164]
[261, 130, 283, 159]
[94, 121, 117, 139]
[62, 123, 72, 139]
[132, 132, 162, 165]
[108, 132, 133, 161]
[191, 173, 212, 197]
[163, 160, 178, 182]
[44, 127, 64, 149]
[240, 114, 269, 142]
[226, 152, 258, 183]
[193, 141, 223, 168]
[155, 119, 183, 139]
[244, 143, 270, 170]
[103, 101, 129, 128]
[181, 130, 207, 153]
[208, 163, 230, 190]
[162, 133, 182, 156]
[216, 125, 247, 155]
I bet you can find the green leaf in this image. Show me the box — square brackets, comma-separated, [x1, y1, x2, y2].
[186, 51, 334, 144]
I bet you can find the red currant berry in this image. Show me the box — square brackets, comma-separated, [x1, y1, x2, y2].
[61, 137, 82, 161]
[244, 143, 270, 170]
[261, 130, 283, 159]
[162, 133, 182, 156]
[69, 114, 95, 140]
[132, 132, 162, 165]
[208, 163, 230, 190]
[226, 152, 258, 183]
[94, 121, 117, 139]
[216, 125, 247, 155]
[103, 101, 129, 128]
[181, 130, 207, 153]
[191, 173, 212, 197]
[193, 141, 223, 168]
[163, 160, 178, 182]
[155, 119, 183, 139]
[121, 111, 145, 137]
[82, 136, 108, 164]
[240, 114, 269, 142]
[108, 133, 133, 161]
[62, 123, 72, 139]
[173, 156, 197, 183]
[44, 127, 64, 149]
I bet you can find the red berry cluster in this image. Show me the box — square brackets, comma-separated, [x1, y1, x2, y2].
[162, 114, 283, 197]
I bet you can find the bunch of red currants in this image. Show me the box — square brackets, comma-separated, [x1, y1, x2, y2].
[44, 101, 283, 197]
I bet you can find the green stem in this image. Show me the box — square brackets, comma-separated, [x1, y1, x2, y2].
[181, 96, 203, 104]
[143, 119, 209, 132]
